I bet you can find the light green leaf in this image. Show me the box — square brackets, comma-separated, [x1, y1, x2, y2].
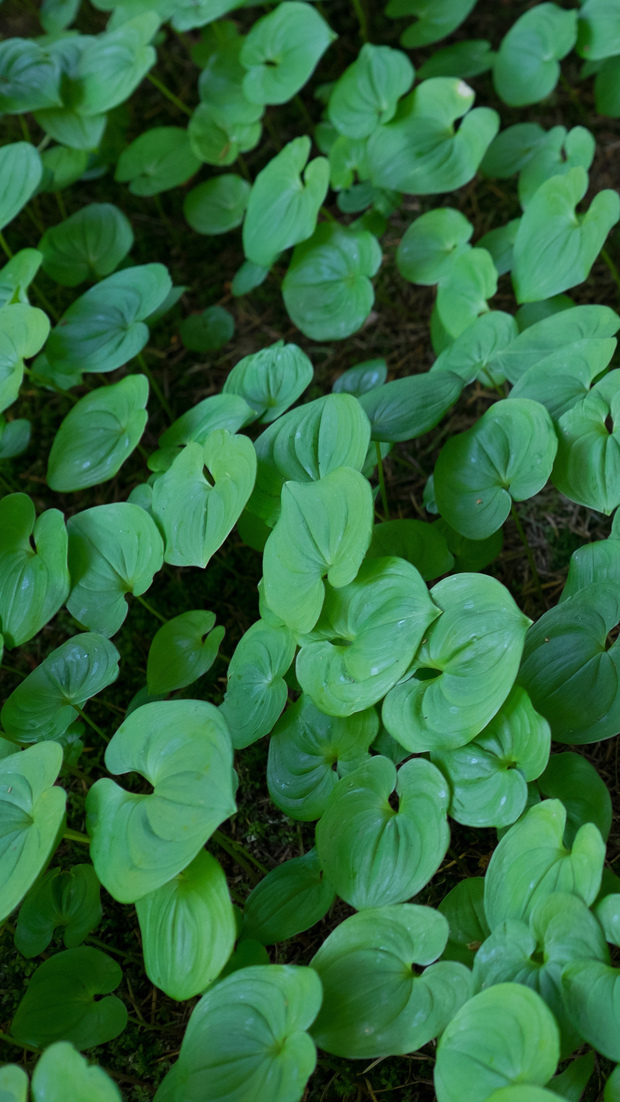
[383, 573, 530, 753]
[12, 947, 127, 1050]
[492, 303, 620, 384]
[509, 338, 614, 421]
[0, 302, 50, 413]
[0, 143, 43, 231]
[548, 1052, 595, 1102]
[47, 375, 149, 492]
[434, 984, 560, 1102]
[38, 203, 134, 287]
[435, 247, 498, 340]
[67, 503, 164, 637]
[15, 864, 102, 958]
[433, 399, 558, 539]
[481, 121, 547, 178]
[136, 850, 235, 1001]
[40, 145, 89, 192]
[512, 168, 620, 303]
[577, 0, 620, 60]
[31, 1042, 121, 1102]
[417, 39, 494, 80]
[240, 1, 336, 105]
[484, 799, 605, 929]
[310, 905, 472, 1058]
[552, 370, 620, 513]
[430, 311, 518, 386]
[188, 102, 262, 168]
[296, 556, 439, 716]
[562, 961, 620, 1061]
[146, 611, 224, 694]
[0, 41, 61, 113]
[184, 175, 251, 235]
[40, 0, 81, 32]
[432, 685, 550, 829]
[262, 466, 373, 634]
[151, 431, 256, 568]
[282, 222, 381, 341]
[477, 220, 520, 277]
[86, 700, 235, 903]
[219, 619, 296, 749]
[518, 125, 595, 209]
[315, 755, 450, 909]
[1, 632, 120, 744]
[332, 358, 387, 395]
[77, 13, 157, 115]
[158, 393, 253, 451]
[0, 742, 66, 924]
[387, 0, 477, 48]
[267, 694, 378, 821]
[0, 492, 69, 649]
[562, 536, 620, 601]
[396, 207, 473, 285]
[0, 248, 42, 308]
[45, 264, 171, 374]
[493, 4, 577, 107]
[359, 370, 463, 442]
[328, 44, 414, 139]
[242, 848, 335, 945]
[115, 126, 201, 196]
[243, 137, 329, 266]
[223, 339, 313, 423]
[0, 1065, 28, 1102]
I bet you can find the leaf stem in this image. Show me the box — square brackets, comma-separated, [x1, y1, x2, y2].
[213, 829, 268, 876]
[135, 593, 167, 623]
[236, 153, 251, 182]
[63, 828, 90, 845]
[0, 1031, 40, 1054]
[0, 231, 13, 259]
[351, 0, 369, 40]
[602, 246, 620, 301]
[294, 94, 315, 133]
[74, 705, 109, 743]
[136, 351, 173, 422]
[510, 503, 547, 609]
[146, 73, 192, 117]
[55, 190, 68, 221]
[30, 281, 60, 322]
[375, 441, 390, 520]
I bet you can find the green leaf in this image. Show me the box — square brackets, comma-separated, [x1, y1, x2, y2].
[38, 203, 134, 287]
[31, 1042, 122, 1102]
[477, 220, 520, 277]
[151, 431, 256, 568]
[0, 248, 42, 308]
[0, 302, 50, 414]
[328, 44, 414, 139]
[434, 984, 560, 1102]
[595, 56, 620, 116]
[180, 305, 234, 353]
[493, 4, 577, 107]
[0, 417, 30, 459]
[76, 13, 158, 115]
[562, 536, 620, 600]
[40, 146, 89, 192]
[223, 339, 313, 423]
[0, 143, 43, 230]
[231, 258, 270, 296]
[435, 247, 498, 340]
[219, 619, 296, 749]
[136, 850, 235, 1000]
[243, 137, 329, 266]
[383, 573, 530, 753]
[509, 338, 614, 421]
[396, 207, 473, 285]
[433, 399, 558, 539]
[518, 582, 620, 743]
[481, 121, 547, 178]
[183, 175, 251, 235]
[562, 960, 620, 1061]
[387, 0, 477, 47]
[0, 1065, 28, 1102]
[86, 700, 236, 903]
[40, 0, 81, 32]
[296, 556, 439, 716]
[158, 393, 253, 451]
[242, 848, 335, 945]
[332, 358, 387, 395]
[0, 42, 61, 113]
[262, 466, 374, 634]
[240, 1, 336, 105]
[315, 755, 450, 909]
[484, 799, 605, 929]
[174, 965, 322, 1102]
[537, 751, 612, 845]
[596, 892, 620, 947]
[47, 375, 149, 492]
[188, 102, 262, 168]
[45, 264, 171, 374]
[518, 125, 596, 209]
[492, 303, 620, 384]
[0, 492, 70, 649]
[438, 877, 489, 966]
[66, 503, 164, 637]
[549, 1052, 595, 1102]
[15, 864, 102, 958]
[430, 311, 518, 386]
[11, 947, 127, 1050]
[577, 0, 620, 59]
[0, 742, 66, 924]
[605, 1067, 620, 1102]
[512, 168, 620, 303]
[358, 371, 463, 443]
[115, 126, 201, 195]
[367, 519, 454, 579]
[417, 39, 495, 80]
[432, 685, 550, 829]
[310, 905, 472, 1058]
[282, 222, 381, 341]
[267, 694, 378, 821]
[474, 892, 609, 1057]
[1, 633, 119, 744]
[248, 393, 371, 526]
[552, 371, 620, 513]
[146, 611, 224, 694]
[367, 78, 499, 194]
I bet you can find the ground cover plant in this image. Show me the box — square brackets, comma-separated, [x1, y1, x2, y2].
[4, 0, 620, 1099]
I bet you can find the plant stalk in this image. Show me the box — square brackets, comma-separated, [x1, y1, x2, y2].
[0, 1031, 40, 1054]
[375, 441, 390, 520]
[63, 828, 90, 845]
[74, 705, 109, 742]
[351, 0, 369, 40]
[0, 231, 13, 259]
[147, 73, 192, 117]
[136, 352, 173, 421]
[135, 593, 167, 623]
[213, 829, 268, 875]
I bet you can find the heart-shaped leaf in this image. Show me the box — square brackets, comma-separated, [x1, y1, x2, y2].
[242, 848, 335, 945]
[0, 493, 70, 649]
[240, 1, 336, 105]
[552, 370, 620, 513]
[328, 44, 414, 139]
[359, 370, 463, 442]
[184, 174, 251, 235]
[76, 13, 157, 115]
[315, 755, 450, 909]
[310, 905, 472, 1057]
[157, 393, 253, 452]
[537, 751, 612, 845]
[31, 1042, 121, 1102]
[136, 850, 235, 1001]
[222, 339, 313, 423]
[396, 207, 473, 285]
[86, 700, 236, 902]
[243, 137, 329, 266]
[146, 610, 225, 694]
[430, 311, 518, 385]
[115, 126, 201, 195]
[562, 960, 620, 1061]
[219, 619, 296, 749]
[1, 633, 120, 744]
[518, 125, 595, 209]
[0, 1065, 28, 1102]
[0, 41, 62, 113]
[15, 864, 102, 958]
[367, 519, 454, 579]
[38, 203, 134, 287]
[0, 303, 50, 414]
[493, 4, 577, 107]
[388, 0, 477, 48]
[0, 742, 66, 924]
[493, 303, 620, 383]
[0, 142, 43, 230]
[509, 338, 615, 421]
